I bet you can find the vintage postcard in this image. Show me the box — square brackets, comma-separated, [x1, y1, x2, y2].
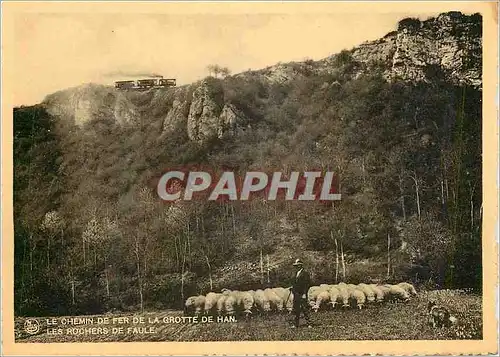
[1, 1, 498, 355]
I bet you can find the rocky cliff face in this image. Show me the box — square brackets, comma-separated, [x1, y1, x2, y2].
[44, 80, 248, 143]
[186, 80, 224, 142]
[160, 86, 192, 133]
[44, 84, 139, 126]
[237, 12, 481, 88]
[351, 12, 482, 87]
[42, 11, 481, 142]
[186, 81, 246, 142]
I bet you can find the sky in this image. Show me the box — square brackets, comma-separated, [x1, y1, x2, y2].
[9, 3, 486, 106]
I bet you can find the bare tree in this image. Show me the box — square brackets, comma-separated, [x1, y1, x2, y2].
[398, 169, 407, 221]
[386, 233, 391, 278]
[408, 171, 422, 220]
[260, 247, 264, 285]
[133, 233, 143, 310]
[399, 169, 422, 220]
[333, 231, 339, 283]
[82, 217, 100, 266]
[207, 64, 219, 78]
[219, 67, 231, 78]
[206, 64, 215, 77]
[40, 211, 64, 272]
[204, 251, 213, 291]
[82, 215, 119, 299]
[266, 254, 270, 284]
[198, 207, 213, 291]
[340, 240, 346, 280]
[207, 64, 231, 78]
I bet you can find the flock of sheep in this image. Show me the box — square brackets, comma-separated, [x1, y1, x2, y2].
[184, 282, 418, 317]
[308, 282, 417, 311]
[184, 287, 293, 318]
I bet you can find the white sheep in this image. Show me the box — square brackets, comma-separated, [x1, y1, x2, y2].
[240, 291, 255, 317]
[184, 296, 198, 316]
[337, 285, 350, 308]
[369, 284, 385, 303]
[271, 287, 293, 312]
[204, 292, 221, 315]
[216, 294, 227, 315]
[307, 286, 323, 308]
[349, 288, 366, 309]
[264, 288, 283, 312]
[319, 283, 332, 290]
[328, 286, 340, 308]
[247, 289, 256, 298]
[230, 290, 244, 312]
[194, 295, 206, 315]
[377, 285, 392, 300]
[387, 284, 410, 302]
[224, 294, 238, 315]
[347, 283, 358, 291]
[313, 290, 331, 312]
[357, 283, 376, 303]
[272, 287, 288, 300]
[398, 282, 418, 296]
[253, 289, 271, 313]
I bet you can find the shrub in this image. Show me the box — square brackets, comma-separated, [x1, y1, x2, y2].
[398, 17, 422, 31]
[334, 50, 354, 67]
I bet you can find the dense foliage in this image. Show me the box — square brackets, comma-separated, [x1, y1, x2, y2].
[13, 56, 482, 316]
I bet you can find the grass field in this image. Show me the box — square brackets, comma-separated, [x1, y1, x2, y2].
[15, 290, 482, 342]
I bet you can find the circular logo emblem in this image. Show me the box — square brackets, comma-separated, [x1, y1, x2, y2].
[24, 319, 40, 335]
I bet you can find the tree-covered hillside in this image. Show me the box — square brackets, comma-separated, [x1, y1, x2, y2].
[14, 27, 482, 317]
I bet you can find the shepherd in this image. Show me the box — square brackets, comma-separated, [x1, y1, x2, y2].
[289, 259, 312, 328]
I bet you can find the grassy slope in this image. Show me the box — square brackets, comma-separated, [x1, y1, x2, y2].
[15, 290, 482, 342]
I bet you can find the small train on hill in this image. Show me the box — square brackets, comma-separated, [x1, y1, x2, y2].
[114, 76, 176, 90]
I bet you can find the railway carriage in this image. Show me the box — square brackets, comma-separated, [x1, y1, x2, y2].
[114, 76, 176, 90]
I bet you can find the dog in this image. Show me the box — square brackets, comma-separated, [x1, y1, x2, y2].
[428, 301, 457, 328]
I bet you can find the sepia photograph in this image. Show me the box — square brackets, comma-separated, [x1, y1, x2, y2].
[1, 1, 498, 355]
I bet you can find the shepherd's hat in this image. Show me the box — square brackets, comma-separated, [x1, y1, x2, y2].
[292, 259, 304, 266]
